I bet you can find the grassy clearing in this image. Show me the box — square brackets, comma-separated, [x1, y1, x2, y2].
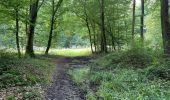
[69, 47, 170, 100]
[35, 48, 91, 57]
[49, 48, 91, 57]
[0, 51, 55, 100]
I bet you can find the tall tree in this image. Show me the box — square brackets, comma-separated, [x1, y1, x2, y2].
[100, 0, 107, 53]
[26, 0, 44, 57]
[0, 0, 22, 57]
[82, 0, 94, 53]
[14, 2, 21, 57]
[160, 0, 170, 54]
[132, 0, 136, 40]
[140, 0, 144, 43]
[45, 0, 63, 55]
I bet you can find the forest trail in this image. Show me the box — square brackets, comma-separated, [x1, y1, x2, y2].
[44, 56, 91, 100]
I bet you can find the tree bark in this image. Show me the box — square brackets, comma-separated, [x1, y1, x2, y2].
[100, 0, 107, 53]
[85, 17, 94, 53]
[140, 0, 144, 43]
[15, 8, 21, 57]
[25, 0, 39, 57]
[132, 0, 136, 40]
[91, 20, 97, 53]
[45, 0, 63, 55]
[160, 0, 170, 54]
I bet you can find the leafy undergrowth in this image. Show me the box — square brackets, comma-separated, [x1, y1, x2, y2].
[0, 51, 55, 100]
[69, 47, 170, 100]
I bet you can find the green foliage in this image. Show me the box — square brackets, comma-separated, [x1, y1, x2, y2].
[68, 67, 89, 87]
[146, 58, 170, 80]
[93, 47, 154, 69]
[121, 47, 153, 68]
[89, 71, 114, 86]
[96, 68, 170, 100]
[70, 48, 170, 100]
[6, 95, 16, 100]
[86, 91, 96, 100]
[22, 89, 42, 100]
[0, 51, 55, 88]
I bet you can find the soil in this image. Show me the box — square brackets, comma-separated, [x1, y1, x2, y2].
[44, 56, 92, 100]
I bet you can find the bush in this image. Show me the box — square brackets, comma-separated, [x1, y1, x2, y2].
[146, 60, 170, 80]
[92, 47, 154, 69]
[120, 47, 153, 68]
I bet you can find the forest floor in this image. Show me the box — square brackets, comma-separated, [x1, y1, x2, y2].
[44, 55, 92, 100]
[1, 48, 170, 99]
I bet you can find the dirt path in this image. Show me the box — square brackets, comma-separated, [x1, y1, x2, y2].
[44, 56, 91, 100]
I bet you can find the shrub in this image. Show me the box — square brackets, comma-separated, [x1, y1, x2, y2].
[146, 60, 170, 80]
[120, 47, 153, 68]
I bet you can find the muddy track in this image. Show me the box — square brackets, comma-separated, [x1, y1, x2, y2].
[44, 56, 91, 100]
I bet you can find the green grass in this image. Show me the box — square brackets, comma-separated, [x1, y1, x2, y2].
[49, 48, 91, 57]
[68, 67, 89, 90]
[69, 48, 170, 100]
[35, 48, 92, 57]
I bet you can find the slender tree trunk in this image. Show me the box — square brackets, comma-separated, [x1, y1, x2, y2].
[45, 0, 63, 54]
[85, 17, 94, 53]
[81, 0, 94, 53]
[132, 0, 136, 40]
[45, 13, 55, 54]
[26, 6, 28, 35]
[45, 0, 55, 55]
[100, 0, 107, 53]
[15, 8, 21, 57]
[109, 25, 116, 51]
[160, 0, 170, 54]
[25, 0, 39, 57]
[91, 20, 97, 53]
[140, 0, 144, 43]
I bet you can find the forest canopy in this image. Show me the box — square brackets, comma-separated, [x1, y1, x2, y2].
[0, 0, 168, 57]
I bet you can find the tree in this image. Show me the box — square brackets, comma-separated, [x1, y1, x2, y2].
[45, 0, 63, 55]
[81, 0, 94, 53]
[132, 0, 136, 40]
[25, 0, 44, 57]
[100, 0, 107, 53]
[140, 0, 144, 43]
[0, 0, 22, 57]
[160, 0, 170, 54]
[14, 1, 21, 57]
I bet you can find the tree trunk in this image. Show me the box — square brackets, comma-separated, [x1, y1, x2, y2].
[45, 13, 55, 54]
[15, 8, 21, 57]
[140, 0, 144, 43]
[91, 20, 97, 53]
[132, 0, 136, 40]
[85, 17, 94, 53]
[45, 0, 63, 54]
[100, 0, 107, 53]
[25, 0, 39, 57]
[160, 0, 170, 54]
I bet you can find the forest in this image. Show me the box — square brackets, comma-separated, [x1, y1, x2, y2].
[1, 0, 170, 100]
